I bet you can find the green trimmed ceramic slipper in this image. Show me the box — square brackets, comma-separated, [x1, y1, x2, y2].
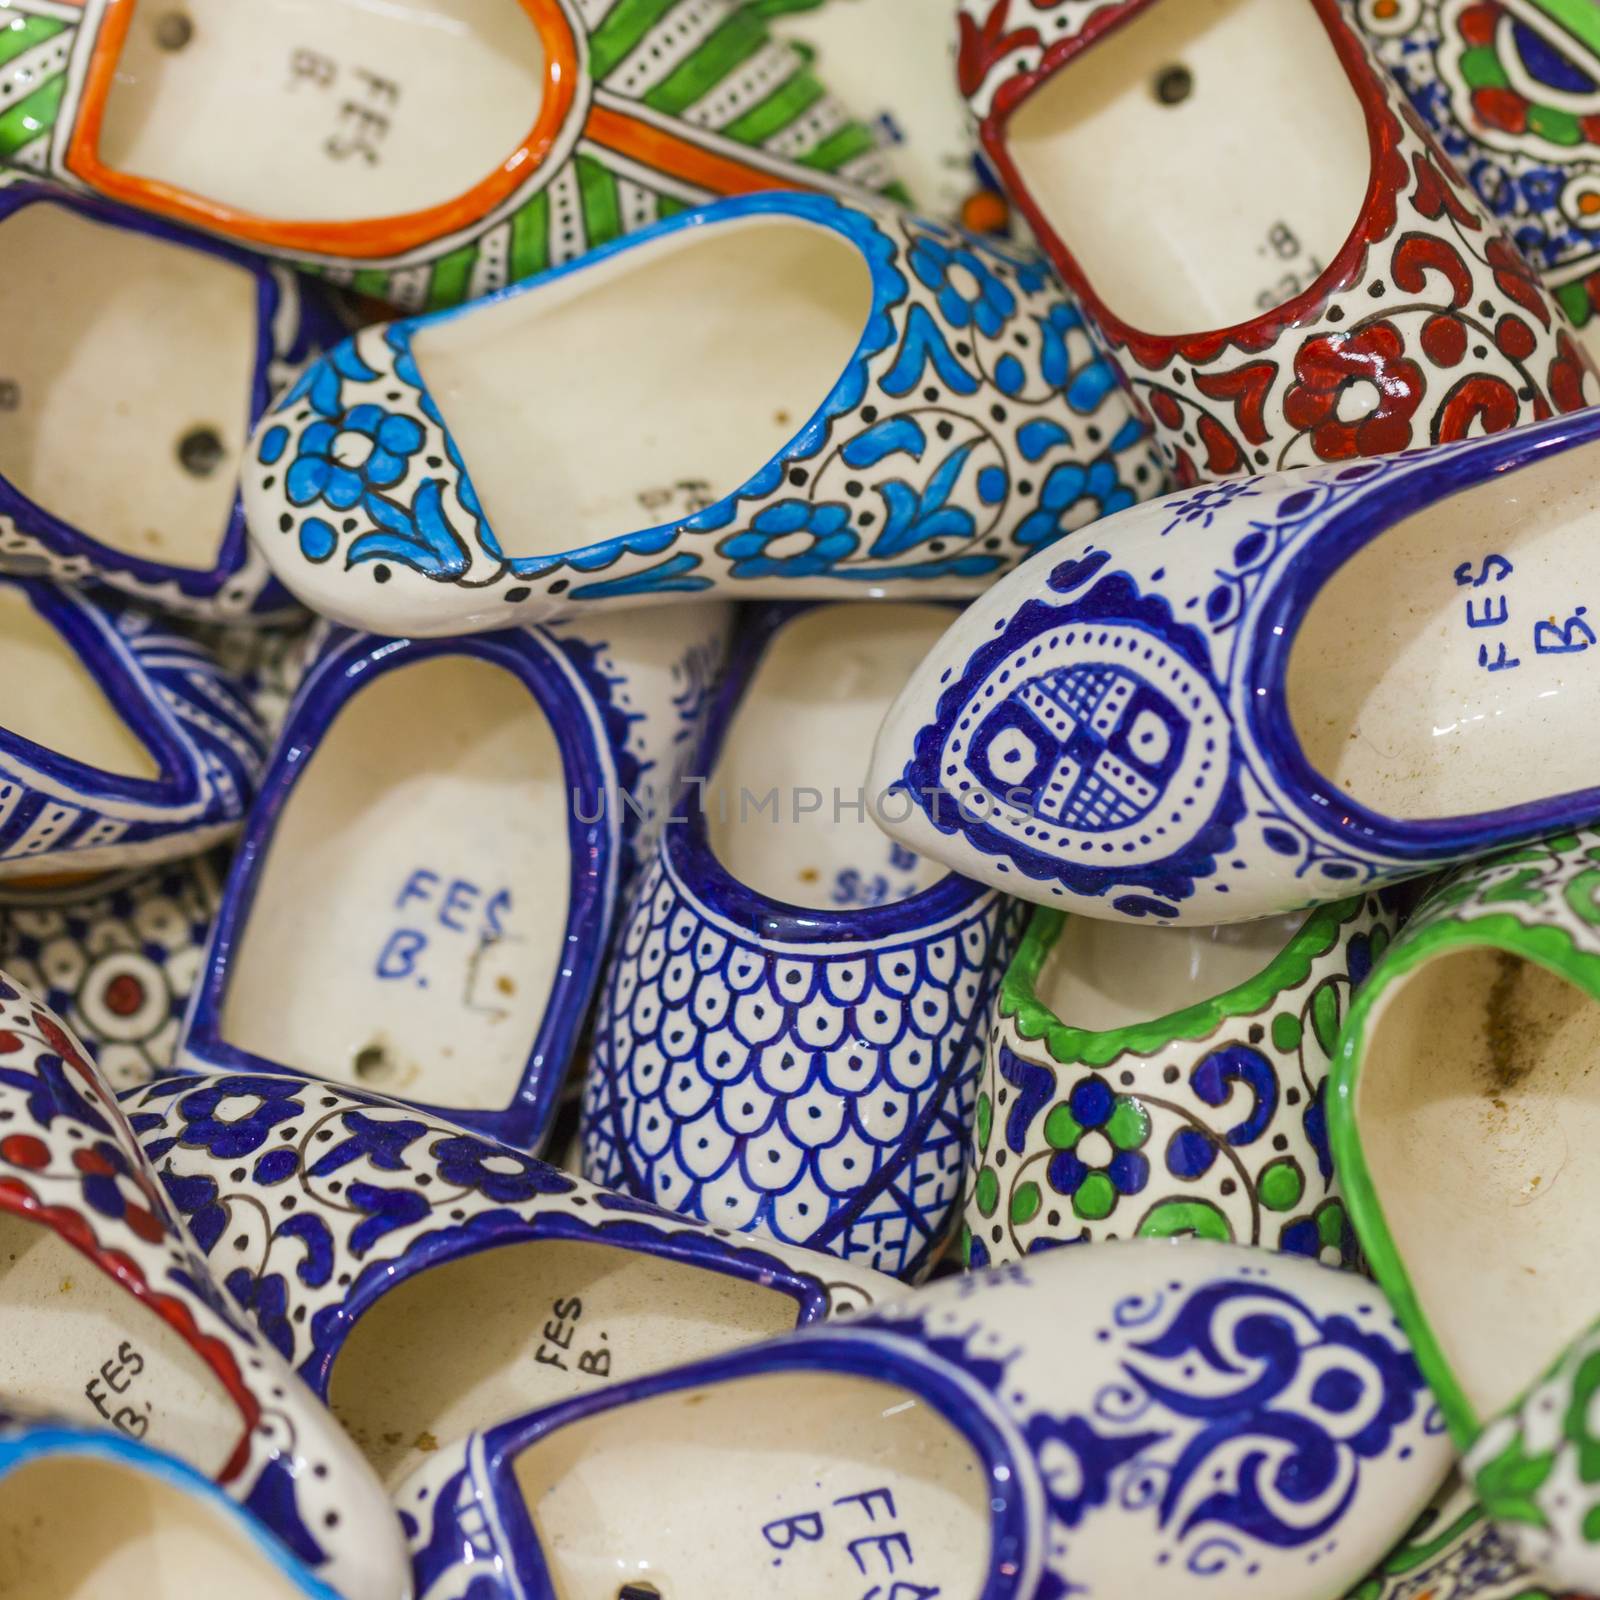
[964, 889, 1397, 1269]
[1330, 828, 1600, 1593]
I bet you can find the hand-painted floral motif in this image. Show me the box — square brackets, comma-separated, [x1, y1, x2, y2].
[121, 1069, 890, 1397]
[966, 895, 1394, 1267]
[0, 0, 905, 310]
[958, 0, 1598, 483]
[1356, 0, 1600, 357]
[0, 854, 223, 1087]
[0, 973, 402, 1600]
[245, 192, 1164, 627]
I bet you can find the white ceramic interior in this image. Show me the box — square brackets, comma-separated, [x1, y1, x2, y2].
[220, 654, 568, 1110]
[1004, 0, 1368, 332]
[707, 604, 950, 911]
[0, 586, 157, 778]
[1355, 949, 1600, 1417]
[0, 201, 254, 570]
[97, 0, 544, 224]
[516, 1370, 990, 1598]
[410, 217, 871, 557]
[1288, 439, 1600, 822]
[0, 1211, 242, 1473]
[0, 1455, 306, 1599]
[326, 1237, 796, 1489]
[1036, 909, 1309, 1033]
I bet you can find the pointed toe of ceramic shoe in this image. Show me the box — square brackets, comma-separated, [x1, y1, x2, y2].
[0, 179, 329, 621]
[870, 405, 1600, 923]
[0, 1420, 344, 1598]
[0, 972, 407, 1600]
[242, 190, 1163, 635]
[393, 1240, 1450, 1600]
[0, 577, 266, 880]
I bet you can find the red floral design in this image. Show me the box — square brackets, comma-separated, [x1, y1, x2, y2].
[1434, 375, 1519, 442]
[1282, 324, 1424, 461]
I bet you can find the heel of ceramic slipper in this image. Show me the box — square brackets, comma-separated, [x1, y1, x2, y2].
[1466, 1314, 1600, 1591]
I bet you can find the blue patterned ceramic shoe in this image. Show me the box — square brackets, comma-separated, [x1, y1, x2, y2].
[0, 177, 333, 622]
[394, 1239, 1451, 1600]
[240, 189, 1163, 636]
[1353, 0, 1600, 363]
[581, 602, 1024, 1281]
[177, 605, 731, 1151]
[0, 1418, 343, 1598]
[1331, 828, 1600, 1595]
[121, 1067, 892, 1493]
[869, 404, 1600, 926]
[0, 851, 224, 1089]
[0, 973, 405, 1600]
[0, 577, 265, 881]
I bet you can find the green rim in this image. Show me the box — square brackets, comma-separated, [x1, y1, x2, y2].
[1001, 895, 1367, 1068]
[1328, 906, 1600, 1451]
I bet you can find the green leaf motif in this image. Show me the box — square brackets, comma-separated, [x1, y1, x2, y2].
[1136, 1199, 1233, 1242]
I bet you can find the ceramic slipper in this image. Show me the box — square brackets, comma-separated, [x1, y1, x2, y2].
[1330, 826, 1600, 1593]
[121, 1067, 892, 1494]
[0, 0, 901, 312]
[0, 576, 266, 881]
[1345, 1472, 1551, 1600]
[0, 974, 406, 1600]
[1354, 0, 1600, 364]
[868, 404, 1600, 926]
[0, 1417, 343, 1599]
[956, 0, 1597, 483]
[394, 1237, 1450, 1600]
[748, 0, 1009, 231]
[0, 850, 224, 1089]
[0, 177, 331, 621]
[240, 189, 1164, 636]
[965, 890, 1397, 1269]
[177, 605, 733, 1152]
[581, 602, 1025, 1281]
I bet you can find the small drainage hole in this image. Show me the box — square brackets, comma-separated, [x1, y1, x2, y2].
[178, 425, 226, 478]
[1153, 63, 1193, 104]
[155, 11, 194, 50]
[618, 1587, 662, 1600]
[353, 1043, 396, 1085]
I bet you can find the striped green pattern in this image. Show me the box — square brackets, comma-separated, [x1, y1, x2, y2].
[0, 6, 68, 164]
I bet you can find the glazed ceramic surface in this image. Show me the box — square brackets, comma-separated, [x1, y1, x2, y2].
[182, 617, 316, 742]
[0, 0, 899, 309]
[179, 606, 729, 1151]
[1356, 0, 1600, 361]
[123, 1067, 891, 1491]
[0, 577, 265, 880]
[965, 891, 1396, 1268]
[242, 190, 1164, 635]
[0, 974, 406, 1600]
[751, 0, 1007, 229]
[582, 603, 1025, 1281]
[869, 406, 1600, 923]
[1330, 828, 1600, 1592]
[957, 0, 1596, 483]
[1344, 1474, 1551, 1600]
[0, 852, 223, 1088]
[0, 177, 328, 620]
[395, 1239, 1450, 1600]
[0, 1419, 343, 1599]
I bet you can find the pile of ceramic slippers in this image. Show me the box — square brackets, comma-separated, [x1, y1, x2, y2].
[2, 0, 1600, 1596]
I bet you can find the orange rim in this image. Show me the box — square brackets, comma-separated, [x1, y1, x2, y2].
[584, 102, 815, 198]
[64, 0, 582, 260]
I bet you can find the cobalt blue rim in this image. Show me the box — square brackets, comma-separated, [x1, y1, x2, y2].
[0, 1422, 340, 1598]
[184, 626, 617, 1152]
[1247, 406, 1600, 862]
[475, 1330, 1032, 1600]
[0, 183, 304, 607]
[378, 191, 907, 583]
[665, 601, 993, 943]
[0, 578, 205, 806]
[300, 1206, 833, 1399]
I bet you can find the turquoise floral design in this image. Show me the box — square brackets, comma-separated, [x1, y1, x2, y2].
[719, 501, 857, 578]
[285, 407, 426, 511]
[909, 231, 1017, 337]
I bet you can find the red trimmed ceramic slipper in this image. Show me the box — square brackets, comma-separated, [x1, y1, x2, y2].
[957, 0, 1598, 482]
